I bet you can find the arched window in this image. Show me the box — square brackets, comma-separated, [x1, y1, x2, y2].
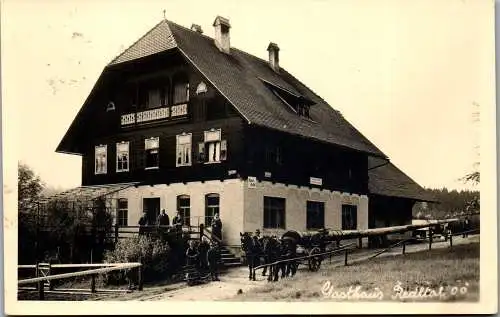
[205, 193, 220, 226]
[176, 195, 190, 226]
[172, 73, 189, 104]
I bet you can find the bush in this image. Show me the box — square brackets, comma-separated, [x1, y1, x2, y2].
[102, 235, 171, 284]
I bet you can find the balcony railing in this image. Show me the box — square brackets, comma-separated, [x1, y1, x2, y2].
[121, 103, 188, 126]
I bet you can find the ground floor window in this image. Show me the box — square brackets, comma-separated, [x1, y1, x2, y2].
[117, 199, 128, 226]
[263, 196, 286, 229]
[307, 201, 325, 230]
[205, 193, 219, 226]
[177, 195, 191, 226]
[342, 204, 357, 230]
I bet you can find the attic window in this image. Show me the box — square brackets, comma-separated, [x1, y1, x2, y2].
[260, 78, 314, 119]
[273, 89, 311, 119]
[296, 103, 310, 118]
[106, 102, 116, 112]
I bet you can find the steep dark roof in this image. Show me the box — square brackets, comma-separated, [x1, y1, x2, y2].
[368, 157, 438, 202]
[99, 19, 386, 157]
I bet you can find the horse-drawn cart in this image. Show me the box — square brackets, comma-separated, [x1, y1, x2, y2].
[281, 229, 331, 272]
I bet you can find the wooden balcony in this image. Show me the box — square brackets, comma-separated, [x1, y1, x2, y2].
[120, 103, 188, 126]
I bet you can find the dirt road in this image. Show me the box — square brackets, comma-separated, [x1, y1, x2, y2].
[92, 235, 478, 301]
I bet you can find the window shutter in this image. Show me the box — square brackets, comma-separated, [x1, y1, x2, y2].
[220, 140, 227, 161]
[198, 142, 205, 162]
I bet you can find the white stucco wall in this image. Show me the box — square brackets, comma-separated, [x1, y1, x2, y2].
[243, 179, 369, 237]
[111, 178, 368, 246]
[116, 179, 245, 245]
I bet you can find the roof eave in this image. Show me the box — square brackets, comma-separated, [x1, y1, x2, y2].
[252, 122, 387, 158]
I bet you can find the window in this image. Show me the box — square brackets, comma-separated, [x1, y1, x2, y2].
[177, 195, 191, 226]
[173, 76, 189, 104]
[95, 145, 107, 174]
[199, 129, 227, 163]
[161, 84, 170, 106]
[176, 133, 192, 167]
[145, 137, 159, 169]
[147, 89, 161, 109]
[116, 142, 129, 172]
[269, 85, 312, 119]
[307, 201, 325, 230]
[342, 204, 357, 230]
[265, 145, 283, 166]
[296, 104, 310, 118]
[263, 196, 286, 229]
[117, 199, 128, 226]
[205, 193, 219, 226]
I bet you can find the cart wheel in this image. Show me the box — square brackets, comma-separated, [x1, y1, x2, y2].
[308, 247, 322, 271]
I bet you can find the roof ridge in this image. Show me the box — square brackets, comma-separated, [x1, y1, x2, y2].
[168, 19, 281, 69]
[166, 19, 216, 42]
[108, 19, 174, 66]
[384, 160, 427, 189]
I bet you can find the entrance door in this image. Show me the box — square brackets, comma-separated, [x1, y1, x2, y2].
[143, 198, 161, 225]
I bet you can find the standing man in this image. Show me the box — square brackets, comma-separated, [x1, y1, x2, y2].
[211, 213, 222, 241]
[207, 241, 221, 281]
[198, 237, 210, 272]
[157, 209, 170, 227]
[172, 210, 183, 231]
[156, 209, 170, 239]
[463, 216, 470, 238]
[138, 211, 147, 236]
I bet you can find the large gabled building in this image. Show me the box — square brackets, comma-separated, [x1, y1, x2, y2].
[56, 16, 434, 246]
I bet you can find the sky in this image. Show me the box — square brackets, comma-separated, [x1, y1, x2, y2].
[2, 0, 493, 191]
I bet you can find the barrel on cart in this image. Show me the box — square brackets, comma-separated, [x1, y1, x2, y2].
[281, 229, 330, 272]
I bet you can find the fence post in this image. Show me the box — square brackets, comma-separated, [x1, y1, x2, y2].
[138, 260, 144, 291]
[402, 241, 406, 255]
[36, 263, 44, 300]
[449, 234, 453, 249]
[48, 261, 53, 291]
[344, 249, 348, 266]
[428, 228, 433, 250]
[358, 237, 362, 249]
[91, 274, 96, 293]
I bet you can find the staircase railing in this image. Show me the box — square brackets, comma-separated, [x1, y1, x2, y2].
[200, 224, 223, 245]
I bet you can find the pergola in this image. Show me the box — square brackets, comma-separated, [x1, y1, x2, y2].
[37, 183, 139, 223]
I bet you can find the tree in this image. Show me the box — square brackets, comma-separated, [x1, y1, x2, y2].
[18, 163, 45, 263]
[18, 162, 44, 214]
[462, 170, 480, 185]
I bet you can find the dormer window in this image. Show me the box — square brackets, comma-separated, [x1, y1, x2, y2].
[296, 103, 310, 118]
[260, 78, 315, 120]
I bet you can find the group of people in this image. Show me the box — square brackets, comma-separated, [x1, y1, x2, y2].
[138, 210, 223, 239]
[185, 238, 221, 282]
[241, 229, 298, 282]
[138, 209, 184, 236]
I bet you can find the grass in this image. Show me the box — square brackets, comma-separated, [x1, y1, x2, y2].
[229, 242, 479, 302]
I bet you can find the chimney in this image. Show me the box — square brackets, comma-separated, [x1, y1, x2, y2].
[191, 24, 203, 34]
[267, 42, 280, 72]
[213, 16, 231, 54]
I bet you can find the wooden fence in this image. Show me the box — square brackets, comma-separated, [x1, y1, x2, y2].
[18, 262, 143, 300]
